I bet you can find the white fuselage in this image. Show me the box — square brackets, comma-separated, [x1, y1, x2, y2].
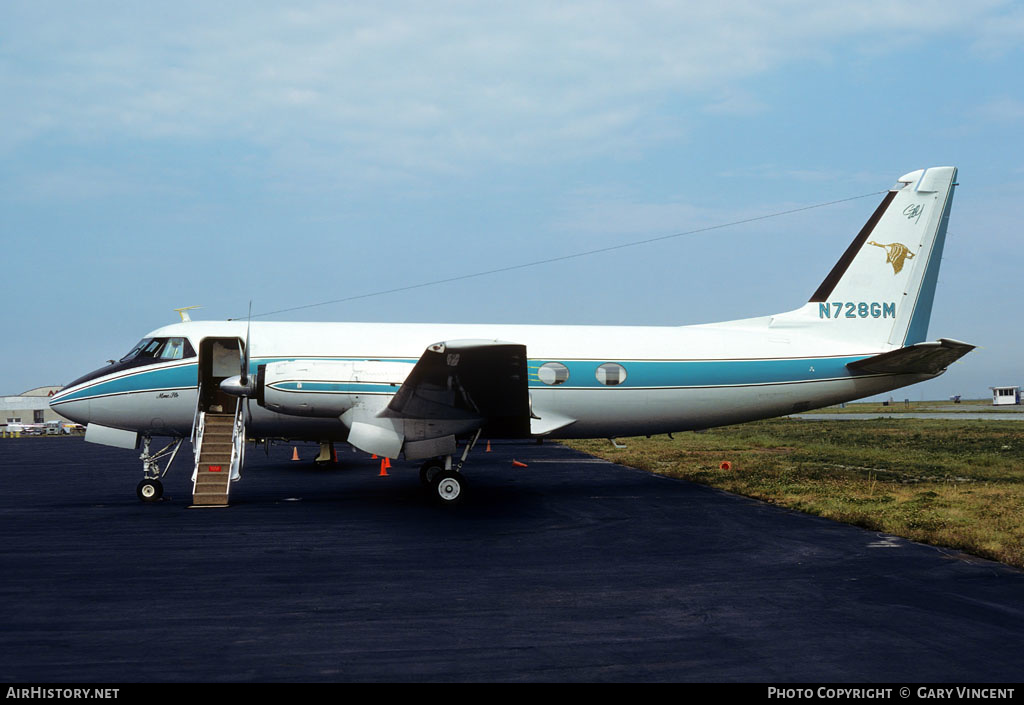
[49, 317, 928, 443]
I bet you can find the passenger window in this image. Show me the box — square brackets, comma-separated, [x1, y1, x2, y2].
[595, 363, 627, 386]
[537, 362, 570, 386]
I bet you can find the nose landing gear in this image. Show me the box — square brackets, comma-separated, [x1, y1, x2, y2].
[137, 436, 184, 503]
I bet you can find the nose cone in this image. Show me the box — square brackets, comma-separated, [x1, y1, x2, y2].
[49, 389, 90, 426]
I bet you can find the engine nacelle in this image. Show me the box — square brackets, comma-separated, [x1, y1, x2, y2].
[257, 359, 415, 418]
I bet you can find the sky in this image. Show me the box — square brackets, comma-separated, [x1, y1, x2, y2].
[2, 1, 1022, 401]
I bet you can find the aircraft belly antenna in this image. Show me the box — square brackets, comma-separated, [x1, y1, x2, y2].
[174, 306, 202, 322]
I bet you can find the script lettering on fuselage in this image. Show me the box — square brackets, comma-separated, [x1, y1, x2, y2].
[818, 302, 896, 319]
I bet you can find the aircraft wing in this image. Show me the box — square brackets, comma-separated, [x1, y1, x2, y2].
[846, 338, 975, 376]
[382, 339, 531, 436]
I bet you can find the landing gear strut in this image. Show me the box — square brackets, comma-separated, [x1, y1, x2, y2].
[314, 441, 335, 466]
[137, 436, 183, 503]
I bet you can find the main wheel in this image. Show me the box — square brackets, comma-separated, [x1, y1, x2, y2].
[432, 470, 464, 505]
[136, 478, 163, 503]
[419, 461, 444, 487]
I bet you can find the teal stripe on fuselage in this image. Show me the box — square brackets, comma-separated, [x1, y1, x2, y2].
[52, 363, 199, 404]
[527, 356, 868, 389]
[54, 354, 874, 406]
[253, 355, 870, 391]
[270, 381, 399, 395]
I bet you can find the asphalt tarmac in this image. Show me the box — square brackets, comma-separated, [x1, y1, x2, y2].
[2, 436, 1023, 683]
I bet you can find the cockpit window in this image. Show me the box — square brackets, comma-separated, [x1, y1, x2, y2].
[120, 339, 151, 361]
[62, 336, 198, 391]
[120, 337, 196, 362]
[159, 338, 188, 360]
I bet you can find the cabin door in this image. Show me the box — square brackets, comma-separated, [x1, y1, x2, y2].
[198, 338, 243, 414]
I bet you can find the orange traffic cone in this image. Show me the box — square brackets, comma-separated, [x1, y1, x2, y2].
[379, 457, 390, 476]
[291, 447, 300, 461]
[512, 460, 527, 468]
[485, 440, 491, 452]
[371, 454, 378, 459]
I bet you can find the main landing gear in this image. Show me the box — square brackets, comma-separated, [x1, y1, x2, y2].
[417, 429, 481, 505]
[136, 435, 184, 503]
[419, 460, 465, 505]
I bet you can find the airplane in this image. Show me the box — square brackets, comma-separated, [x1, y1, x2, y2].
[50, 166, 973, 506]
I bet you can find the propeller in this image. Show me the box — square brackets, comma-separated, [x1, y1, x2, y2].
[239, 300, 252, 388]
[220, 301, 256, 398]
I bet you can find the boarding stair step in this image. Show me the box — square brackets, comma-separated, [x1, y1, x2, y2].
[191, 412, 240, 507]
[195, 466, 230, 482]
[193, 467, 231, 505]
[192, 492, 230, 506]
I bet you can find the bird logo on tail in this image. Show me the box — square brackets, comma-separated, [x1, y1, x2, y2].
[868, 241, 915, 275]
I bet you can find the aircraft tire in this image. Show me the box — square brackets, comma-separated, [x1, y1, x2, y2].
[136, 479, 163, 503]
[419, 461, 444, 487]
[432, 470, 464, 505]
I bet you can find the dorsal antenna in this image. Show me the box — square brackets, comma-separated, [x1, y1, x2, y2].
[173, 306, 202, 322]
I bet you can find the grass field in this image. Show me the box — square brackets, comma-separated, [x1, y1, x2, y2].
[566, 418, 1024, 568]
[799, 399, 1024, 414]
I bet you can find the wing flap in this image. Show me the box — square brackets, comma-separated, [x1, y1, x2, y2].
[383, 339, 531, 437]
[847, 338, 974, 375]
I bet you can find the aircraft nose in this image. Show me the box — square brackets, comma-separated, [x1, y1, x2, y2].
[49, 391, 90, 426]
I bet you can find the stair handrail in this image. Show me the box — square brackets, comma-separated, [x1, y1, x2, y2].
[190, 378, 208, 487]
[190, 379, 203, 448]
[229, 400, 245, 482]
[191, 410, 205, 486]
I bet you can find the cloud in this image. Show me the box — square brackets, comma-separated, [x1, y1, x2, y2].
[702, 91, 768, 117]
[970, 4, 1024, 55]
[0, 0, 1014, 183]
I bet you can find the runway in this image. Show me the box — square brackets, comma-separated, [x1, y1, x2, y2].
[2, 436, 1023, 682]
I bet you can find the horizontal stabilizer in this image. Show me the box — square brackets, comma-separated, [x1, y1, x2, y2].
[846, 338, 974, 376]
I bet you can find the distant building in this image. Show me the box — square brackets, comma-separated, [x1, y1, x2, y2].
[1, 386, 71, 428]
[990, 386, 1021, 406]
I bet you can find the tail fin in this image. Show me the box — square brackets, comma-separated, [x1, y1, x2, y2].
[775, 167, 957, 348]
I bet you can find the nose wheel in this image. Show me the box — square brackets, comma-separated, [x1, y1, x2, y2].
[136, 478, 164, 502]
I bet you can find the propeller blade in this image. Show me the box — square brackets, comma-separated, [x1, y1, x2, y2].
[239, 300, 252, 387]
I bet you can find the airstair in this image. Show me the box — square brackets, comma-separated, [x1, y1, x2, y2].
[191, 401, 246, 506]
